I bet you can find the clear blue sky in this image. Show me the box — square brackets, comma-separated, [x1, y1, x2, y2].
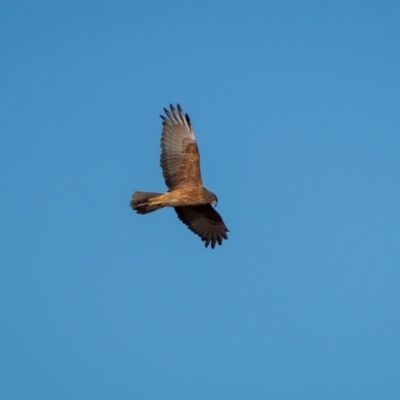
[1, 1, 399, 399]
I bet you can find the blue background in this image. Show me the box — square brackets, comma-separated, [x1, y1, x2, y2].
[1, 1, 399, 399]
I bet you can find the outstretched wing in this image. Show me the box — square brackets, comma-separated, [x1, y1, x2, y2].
[174, 205, 229, 249]
[160, 104, 202, 189]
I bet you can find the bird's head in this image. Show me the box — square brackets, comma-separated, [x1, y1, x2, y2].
[211, 193, 218, 207]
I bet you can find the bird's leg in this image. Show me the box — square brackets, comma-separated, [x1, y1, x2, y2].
[148, 192, 181, 207]
[148, 193, 170, 206]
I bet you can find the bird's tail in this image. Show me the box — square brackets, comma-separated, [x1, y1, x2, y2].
[130, 192, 164, 214]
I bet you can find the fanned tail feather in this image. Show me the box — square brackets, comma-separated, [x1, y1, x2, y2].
[130, 192, 164, 214]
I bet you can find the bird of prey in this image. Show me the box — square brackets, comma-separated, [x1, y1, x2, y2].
[130, 104, 228, 248]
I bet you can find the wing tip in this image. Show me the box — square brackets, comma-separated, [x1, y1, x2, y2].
[160, 103, 192, 130]
[203, 231, 228, 249]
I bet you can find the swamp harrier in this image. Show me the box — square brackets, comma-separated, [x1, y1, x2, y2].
[130, 104, 228, 248]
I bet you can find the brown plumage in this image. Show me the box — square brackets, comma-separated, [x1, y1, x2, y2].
[130, 104, 228, 249]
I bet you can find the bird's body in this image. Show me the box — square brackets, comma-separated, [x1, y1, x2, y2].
[130, 104, 228, 248]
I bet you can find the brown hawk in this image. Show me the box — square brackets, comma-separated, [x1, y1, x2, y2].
[130, 104, 229, 248]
